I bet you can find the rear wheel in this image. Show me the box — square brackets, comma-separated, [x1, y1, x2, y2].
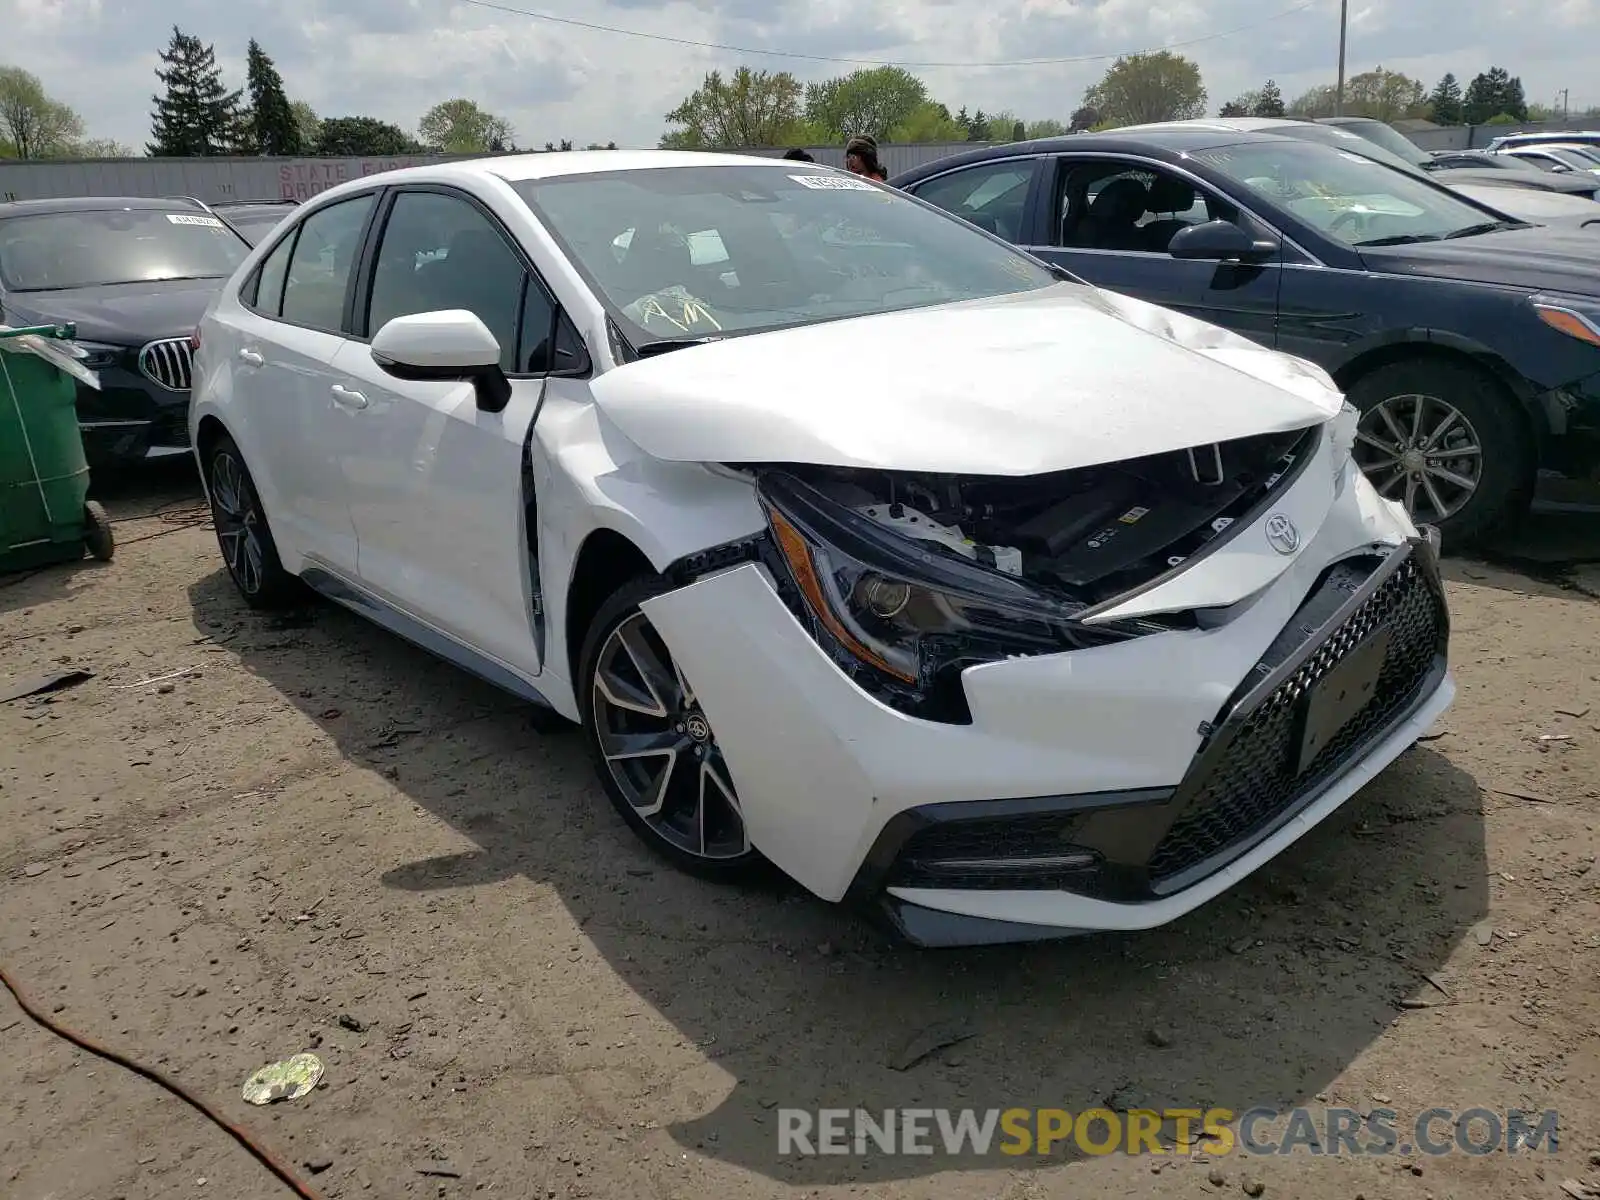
[204, 433, 301, 609]
[578, 576, 763, 881]
[82, 501, 114, 561]
[1347, 358, 1532, 548]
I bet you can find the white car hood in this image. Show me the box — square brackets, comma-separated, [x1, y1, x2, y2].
[589, 283, 1344, 475]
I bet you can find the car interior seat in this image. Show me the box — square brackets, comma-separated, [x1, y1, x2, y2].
[1074, 177, 1150, 250]
[1141, 176, 1199, 251]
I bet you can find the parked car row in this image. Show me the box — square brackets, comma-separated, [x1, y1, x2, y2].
[893, 122, 1600, 545]
[0, 195, 295, 468]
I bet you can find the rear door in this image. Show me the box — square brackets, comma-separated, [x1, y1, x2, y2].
[1025, 154, 1286, 350]
[328, 185, 577, 678]
[226, 191, 378, 572]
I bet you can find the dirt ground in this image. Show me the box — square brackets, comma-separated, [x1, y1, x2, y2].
[5, 465, 1600, 1200]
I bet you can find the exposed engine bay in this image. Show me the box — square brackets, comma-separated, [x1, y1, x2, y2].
[776, 423, 1318, 609]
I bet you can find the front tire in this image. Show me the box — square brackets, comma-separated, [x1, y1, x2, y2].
[1347, 358, 1532, 548]
[577, 576, 764, 882]
[204, 433, 301, 609]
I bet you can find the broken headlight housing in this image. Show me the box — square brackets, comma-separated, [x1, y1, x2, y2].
[757, 471, 1155, 721]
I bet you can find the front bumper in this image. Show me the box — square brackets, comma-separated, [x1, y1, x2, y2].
[640, 466, 1452, 943]
[75, 364, 192, 469]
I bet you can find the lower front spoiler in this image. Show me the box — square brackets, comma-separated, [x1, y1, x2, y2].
[875, 671, 1455, 948]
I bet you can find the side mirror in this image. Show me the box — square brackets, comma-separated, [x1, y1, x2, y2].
[371, 309, 512, 413]
[1168, 219, 1279, 263]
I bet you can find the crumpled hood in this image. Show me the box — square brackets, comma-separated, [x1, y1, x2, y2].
[1357, 225, 1600, 296]
[590, 284, 1342, 475]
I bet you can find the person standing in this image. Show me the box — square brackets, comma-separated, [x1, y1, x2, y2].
[844, 135, 889, 182]
[782, 148, 815, 162]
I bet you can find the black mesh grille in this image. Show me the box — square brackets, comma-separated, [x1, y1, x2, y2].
[1147, 551, 1446, 883]
[888, 813, 1100, 890]
[148, 406, 192, 448]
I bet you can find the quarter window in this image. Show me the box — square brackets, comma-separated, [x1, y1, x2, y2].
[280, 193, 376, 333]
[248, 231, 295, 316]
[366, 190, 529, 373]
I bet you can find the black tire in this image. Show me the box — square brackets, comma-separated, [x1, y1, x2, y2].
[83, 500, 114, 562]
[1346, 358, 1533, 549]
[203, 432, 302, 609]
[577, 575, 765, 882]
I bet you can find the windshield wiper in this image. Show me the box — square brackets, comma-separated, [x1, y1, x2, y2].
[1353, 233, 1443, 246]
[633, 335, 725, 359]
[1442, 220, 1527, 239]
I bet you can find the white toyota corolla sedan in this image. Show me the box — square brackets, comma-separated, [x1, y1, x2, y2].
[190, 150, 1454, 947]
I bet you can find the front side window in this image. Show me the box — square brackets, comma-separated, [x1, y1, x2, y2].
[0, 208, 248, 292]
[1192, 141, 1509, 247]
[514, 164, 1057, 349]
[911, 161, 1036, 241]
[365, 190, 527, 371]
[280, 193, 376, 333]
[1058, 161, 1231, 252]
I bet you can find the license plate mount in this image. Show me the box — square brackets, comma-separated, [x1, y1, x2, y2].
[1298, 626, 1392, 774]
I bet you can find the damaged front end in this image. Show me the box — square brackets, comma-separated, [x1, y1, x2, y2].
[722, 422, 1321, 723]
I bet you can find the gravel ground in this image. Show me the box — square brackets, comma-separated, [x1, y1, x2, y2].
[4, 466, 1600, 1200]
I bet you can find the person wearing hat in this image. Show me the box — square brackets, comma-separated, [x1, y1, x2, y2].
[844, 135, 889, 182]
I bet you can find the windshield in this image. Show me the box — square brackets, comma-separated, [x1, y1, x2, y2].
[513, 165, 1057, 347]
[1556, 146, 1600, 165]
[0, 208, 248, 291]
[1323, 121, 1433, 168]
[1193, 140, 1511, 246]
[218, 209, 293, 245]
[1541, 148, 1600, 172]
[1272, 123, 1429, 176]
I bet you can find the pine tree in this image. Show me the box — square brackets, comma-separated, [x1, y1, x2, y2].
[1428, 73, 1463, 125]
[244, 39, 300, 155]
[1253, 79, 1286, 118]
[148, 26, 242, 156]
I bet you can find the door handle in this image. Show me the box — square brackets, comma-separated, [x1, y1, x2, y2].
[330, 384, 369, 410]
[237, 348, 264, 367]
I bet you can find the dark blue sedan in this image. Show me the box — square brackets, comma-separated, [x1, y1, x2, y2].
[892, 125, 1600, 544]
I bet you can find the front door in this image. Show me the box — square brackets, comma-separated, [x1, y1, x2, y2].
[330, 187, 564, 679]
[1027, 156, 1284, 350]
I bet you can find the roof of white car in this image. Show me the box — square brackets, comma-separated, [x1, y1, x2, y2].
[1119, 117, 1298, 135]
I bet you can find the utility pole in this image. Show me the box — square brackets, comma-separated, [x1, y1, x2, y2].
[1560, 88, 1570, 123]
[1335, 0, 1349, 116]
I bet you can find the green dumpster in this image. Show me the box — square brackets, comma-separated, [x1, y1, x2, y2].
[1, 322, 115, 573]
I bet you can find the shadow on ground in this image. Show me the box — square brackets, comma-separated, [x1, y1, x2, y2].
[188, 561, 1489, 1186]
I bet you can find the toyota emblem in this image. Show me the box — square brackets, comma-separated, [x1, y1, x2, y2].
[1264, 513, 1300, 556]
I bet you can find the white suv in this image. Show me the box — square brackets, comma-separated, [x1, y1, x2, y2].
[190, 151, 1452, 946]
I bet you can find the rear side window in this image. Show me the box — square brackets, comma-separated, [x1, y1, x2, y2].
[279, 194, 376, 333]
[248, 233, 295, 316]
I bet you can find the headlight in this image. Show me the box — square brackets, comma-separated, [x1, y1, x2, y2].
[70, 341, 125, 369]
[1531, 295, 1600, 348]
[757, 471, 1145, 718]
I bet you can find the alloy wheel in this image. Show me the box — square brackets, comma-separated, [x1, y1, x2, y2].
[1353, 392, 1484, 524]
[209, 450, 266, 596]
[590, 612, 749, 860]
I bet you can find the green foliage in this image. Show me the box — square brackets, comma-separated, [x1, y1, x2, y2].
[148, 26, 242, 156]
[0, 64, 85, 158]
[418, 98, 515, 153]
[316, 115, 421, 156]
[1082, 52, 1207, 126]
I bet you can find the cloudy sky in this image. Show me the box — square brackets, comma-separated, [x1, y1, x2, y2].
[3, 0, 1596, 152]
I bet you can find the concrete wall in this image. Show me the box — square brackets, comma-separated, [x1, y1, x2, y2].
[0, 143, 989, 204]
[1403, 119, 1600, 152]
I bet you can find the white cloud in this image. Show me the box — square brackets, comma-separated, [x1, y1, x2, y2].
[0, 0, 1596, 151]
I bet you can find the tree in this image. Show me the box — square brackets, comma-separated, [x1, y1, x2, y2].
[1464, 67, 1527, 125]
[1428, 73, 1463, 125]
[542, 139, 575, 151]
[661, 68, 803, 148]
[1288, 84, 1339, 118]
[1069, 105, 1100, 131]
[1343, 67, 1426, 122]
[890, 101, 967, 142]
[148, 27, 242, 156]
[0, 65, 85, 158]
[290, 100, 321, 151]
[242, 40, 300, 155]
[1082, 52, 1207, 127]
[1253, 79, 1286, 118]
[1025, 118, 1069, 138]
[71, 138, 137, 157]
[1219, 95, 1255, 118]
[316, 115, 420, 155]
[418, 98, 515, 153]
[583, 141, 619, 150]
[803, 67, 926, 141]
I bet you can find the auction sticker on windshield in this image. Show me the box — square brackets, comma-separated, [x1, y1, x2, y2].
[166, 214, 225, 227]
[790, 174, 877, 191]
